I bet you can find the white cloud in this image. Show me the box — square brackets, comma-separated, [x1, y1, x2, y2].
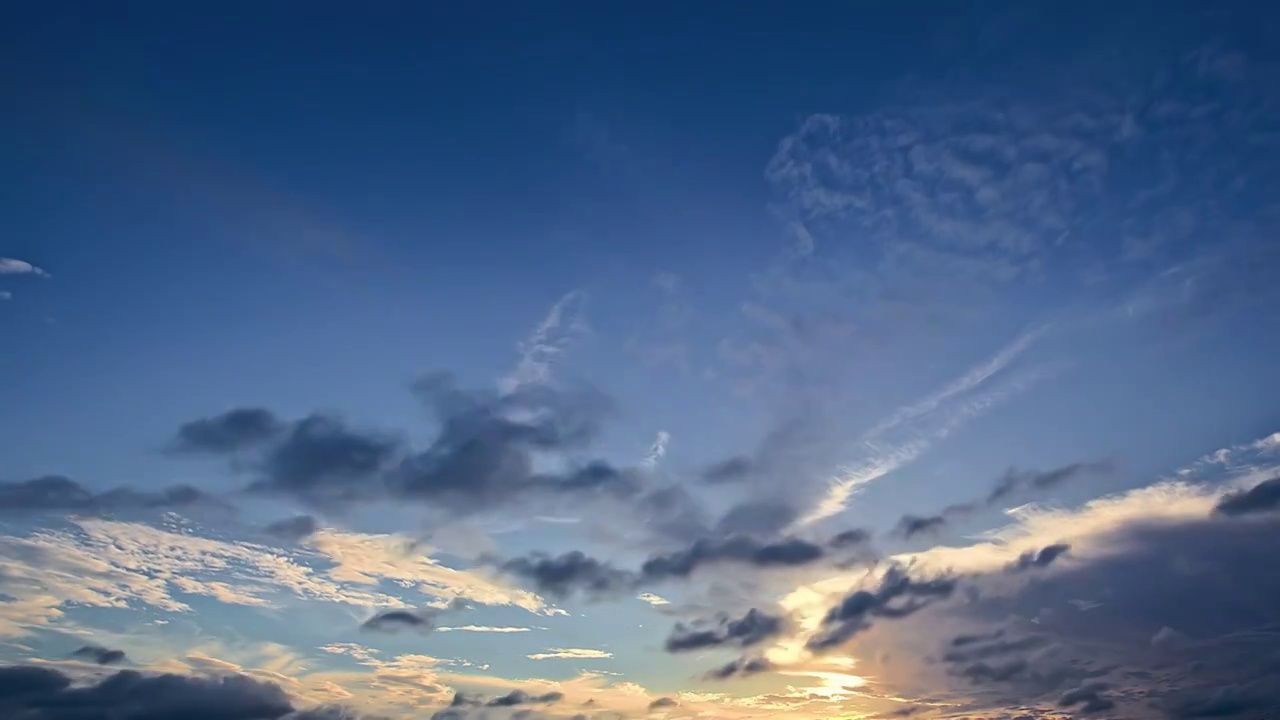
[303, 529, 554, 614]
[800, 327, 1047, 525]
[502, 289, 587, 392]
[527, 647, 613, 660]
[641, 431, 670, 470]
[0, 519, 404, 638]
[636, 592, 670, 606]
[0, 258, 49, 277]
[437, 626, 535, 633]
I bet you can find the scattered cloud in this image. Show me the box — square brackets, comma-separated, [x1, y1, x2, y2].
[665, 609, 786, 653]
[71, 645, 127, 665]
[0, 257, 50, 277]
[502, 290, 588, 393]
[526, 648, 612, 661]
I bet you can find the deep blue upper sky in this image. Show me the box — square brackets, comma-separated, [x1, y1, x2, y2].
[1, 3, 1279, 719]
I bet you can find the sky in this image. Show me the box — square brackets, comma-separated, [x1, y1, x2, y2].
[2, 2, 1280, 719]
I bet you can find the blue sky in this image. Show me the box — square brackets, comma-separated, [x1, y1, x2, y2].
[3, 3, 1280, 719]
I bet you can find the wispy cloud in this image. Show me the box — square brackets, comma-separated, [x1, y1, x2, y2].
[437, 626, 536, 634]
[642, 431, 671, 470]
[502, 290, 588, 392]
[0, 257, 50, 277]
[526, 647, 613, 661]
[800, 327, 1048, 525]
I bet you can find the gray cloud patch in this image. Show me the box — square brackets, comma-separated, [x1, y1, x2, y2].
[0, 664, 367, 720]
[361, 609, 436, 633]
[1213, 476, 1280, 517]
[808, 567, 956, 652]
[640, 536, 825, 581]
[1010, 543, 1070, 572]
[170, 408, 284, 454]
[71, 645, 126, 665]
[986, 461, 1112, 505]
[263, 514, 319, 541]
[173, 374, 637, 514]
[0, 475, 220, 516]
[485, 690, 563, 707]
[705, 656, 773, 680]
[499, 551, 636, 600]
[664, 608, 785, 653]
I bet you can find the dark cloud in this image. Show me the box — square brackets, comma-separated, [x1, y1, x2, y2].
[713, 500, 798, 538]
[895, 514, 949, 539]
[705, 657, 773, 680]
[640, 536, 825, 581]
[829, 528, 871, 548]
[252, 415, 403, 505]
[485, 690, 564, 707]
[499, 551, 636, 600]
[942, 635, 1049, 664]
[664, 608, 785, 653]
[174, 375, 637, 514]
[987, 461, 1112, 505]
[0, 664, 364, 720]
[0, 475, 220, 516]
[960, 659, 1029, 683]
[71, 645, 126, 665]
[701, 456, 754, 483]
[263, 515, 319, 541]
[1213, 476, 1280, 517]
[648, 697, 677, 710]
[170, 408, 284, 454]
[1057, 682, 1115, 714]
[950, 629, 1005, 648]
[808, 567, 956, 652]
[1010, 543, 1070, 572]
[361, 609, 435, 633]
[952, 509, 1280, 717]
[1167, 679, 1280, 718]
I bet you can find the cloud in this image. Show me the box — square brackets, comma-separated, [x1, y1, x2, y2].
[806, 567, 957, 652]
[640, 536, 825, 581]
[503, 289, 588, 392]
[170, 408, 285, 454]
[436, 625, 533, 634]
[263, 515, 320, 542]
[648, 697, 678, 710]
[304, 530, 550, 613]
[485, 689, 564, 706]
[1213, 476, 1280, 516]
[526, 648, 612, 661]
[894, 515, 949, 539]
[0, 664, 367, 720]
[0, 518, 422, 638]
[1009, 543, 1070, 571]
[986, 461, 1113, 505]
[705, 657, 774, 680]
[664, 609, 785, 653]
[0, 475, 222, 516]
[0, 290, 10, 300]
[828, 529, 871, 549]
[642, 431, 671, 470]
[177, 375, 634, 515]
[361, 609, 436, 633]
[637, 593, 670, 606]
[0, 257, 49, 277]
[499, 551, 635, 600]
[802, 327, 1047, 525]
[71, 644, 126, 665]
